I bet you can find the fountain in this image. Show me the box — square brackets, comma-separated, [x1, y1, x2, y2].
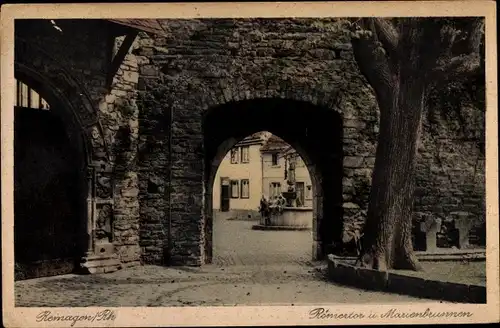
[253, 152, 312, 231]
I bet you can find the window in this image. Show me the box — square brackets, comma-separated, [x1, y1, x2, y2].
[270, 182, 281, 199]
[241, 179, 250, 198]
[271, 153, 279, 166]
[306, 185, 313, 200]
[16, 79, 50, 110]
[241, 146, 250, 163]
[230, 148, 239, 164]
[230, 180, 240, 198]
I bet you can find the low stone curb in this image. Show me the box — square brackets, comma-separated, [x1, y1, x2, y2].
[227, 217, 260, 221]
[251, 224, 311, 231]
[329, 251, 486, 262]
[327, 254, 486, 303]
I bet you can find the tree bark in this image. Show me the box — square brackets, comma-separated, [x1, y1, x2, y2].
[359, 74, 425, 271]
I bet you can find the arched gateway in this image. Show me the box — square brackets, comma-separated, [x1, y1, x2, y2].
[203, 98, 344, 262]
[14, 38, 113, 279]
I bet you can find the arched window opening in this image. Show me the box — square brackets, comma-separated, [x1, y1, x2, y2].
[16, 79, 50, 110]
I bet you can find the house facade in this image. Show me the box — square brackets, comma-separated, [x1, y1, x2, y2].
[212, 133, 313, 219]
[212, 132, 268, 219]
[261, 135, 313, 208]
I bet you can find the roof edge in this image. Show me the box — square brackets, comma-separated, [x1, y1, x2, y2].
[107, 19, 166, 35]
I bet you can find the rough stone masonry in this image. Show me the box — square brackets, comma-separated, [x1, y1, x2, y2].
[15, 18, 485, 273]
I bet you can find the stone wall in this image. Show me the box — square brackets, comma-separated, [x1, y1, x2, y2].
[136, 18, 485, 264]
[413, 104, 486, 248]
[103, 35, 142, 267]
[136, 18, 379, 264]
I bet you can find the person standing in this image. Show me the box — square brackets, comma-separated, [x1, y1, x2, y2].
[259, 195, 271, 226]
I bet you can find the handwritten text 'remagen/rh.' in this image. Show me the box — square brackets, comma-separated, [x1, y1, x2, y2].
[36, 309, 116, 327]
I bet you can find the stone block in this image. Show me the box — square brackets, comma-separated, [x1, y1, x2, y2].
[344, 156, 365, 168]
[117, 245, 141, 263]
[121, 188, 140, 197]
[98, 101, 107, 111]
[111, 89, 128, 97]
[467, 284, 487, 303]
[140, 65, 158, 76]
[343, 202, 360, 210]
[124, 56, 138, 68]
[123, 71, 139, 83]
[344, 119, 367, 129]
[363, 157, 376, 166]
[423, 280, 475, 303]
[121, 260, 141, 268]
[421, 279, 449, 300]
[105, 94, 116, 104]
[356, 267, 389, 291]
[387, 273, 428, 298]
[327, 260, 359, 286]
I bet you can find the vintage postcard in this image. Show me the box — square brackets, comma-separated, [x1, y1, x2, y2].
[1, 1, 498, 326]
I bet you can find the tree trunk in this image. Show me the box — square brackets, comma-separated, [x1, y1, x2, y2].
[359, 73, 425, 271]
[350, 18, 483, 272]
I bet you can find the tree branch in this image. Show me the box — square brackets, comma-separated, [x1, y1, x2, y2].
[432, 52, 481, 85]
[464, 18, 484, 54]
[430, 17, 484, 80]
[350, 19, 395, 106]
[372, 18, 399, 60]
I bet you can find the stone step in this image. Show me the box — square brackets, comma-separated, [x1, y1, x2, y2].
[86, 264, 121, 274]
[83, 253, 120, 262]
[83, 257, 122, 269]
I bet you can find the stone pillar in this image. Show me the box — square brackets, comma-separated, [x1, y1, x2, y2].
[422, 216, 441, 253]
[168, 108, 205, 266]
[451, 211, 473, 249]
[80, 163, 122, 274]
[204, 186, 213, 264]
[312, 193, 323, 260]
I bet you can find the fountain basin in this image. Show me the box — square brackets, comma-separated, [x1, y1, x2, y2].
[252, 206, 312, 231]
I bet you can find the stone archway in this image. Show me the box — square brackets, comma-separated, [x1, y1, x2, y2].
[203, 98, 344, 264]
[15, 37, 110, 163]
[14, 38, 113, 279]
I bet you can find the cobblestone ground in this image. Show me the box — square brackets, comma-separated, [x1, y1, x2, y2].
[15, 215, 428, 307]
[212, 212, 312, 266]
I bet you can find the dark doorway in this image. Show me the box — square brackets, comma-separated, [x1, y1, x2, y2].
[220, 178, 230, 212]
[14, 106, 85, 280]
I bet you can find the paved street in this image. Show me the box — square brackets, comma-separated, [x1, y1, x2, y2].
[212, 212, 312, 266]
[15, 215, 428, 307]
